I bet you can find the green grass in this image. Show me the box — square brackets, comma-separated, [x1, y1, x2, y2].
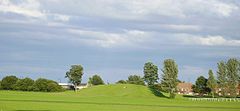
[0, 84, 239, 111]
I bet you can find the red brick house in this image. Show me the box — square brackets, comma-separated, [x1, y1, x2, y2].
[177, 83, 193, 95]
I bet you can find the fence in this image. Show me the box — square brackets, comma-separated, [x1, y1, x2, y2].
[189, 98, 240, 102]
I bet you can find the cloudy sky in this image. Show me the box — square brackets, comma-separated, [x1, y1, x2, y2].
[0, 0, 240, 83]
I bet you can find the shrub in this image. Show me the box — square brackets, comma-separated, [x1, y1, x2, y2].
[116, 80, 127, 84]
[88, 75, 104, 85]
[15, 77, 34, 91]
[33, 78, 63, 92]
[47, 82, 63, 92]
[1, 75, 18, 90]
[127, 75, 145, 85]
[33, 78, 49, 92]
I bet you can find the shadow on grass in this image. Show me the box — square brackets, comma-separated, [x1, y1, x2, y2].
[15, 110, 51, 111]
[148, 86, 168, 98]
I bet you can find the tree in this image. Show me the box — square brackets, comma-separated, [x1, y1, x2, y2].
[65, 65, 84, 91]
[193, 76, 210, 96]
[143, 62, 158, 86]
[127, 75, 145, 85]
[33, 78, 62, 92]
[217, 61, 228, 97]
[207, 70, 217, 98]
[33, 78, 50, 92]
[46, 82, 63, 92]
[1, 75, 18, 90]
[88, 75, 104, 85]
[161, 59, 178, 99]
[116, 80, 127, 84]
[15, 77, 34, 91]
[226, 58, 239, 97]
[0, 80, 2, 89]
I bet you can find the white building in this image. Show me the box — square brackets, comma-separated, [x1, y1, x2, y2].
[58, 83, 88, 90]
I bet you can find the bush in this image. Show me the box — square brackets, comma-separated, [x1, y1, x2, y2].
[33, 78, 63, 92]
[88, 75, 104, 85]
[127, 75, 145, 85]
[47, 82, 63, 92]
[33, 78, 49, 92]
[15, 77, 34, 91]
[1, 75, 18, 90]
[116, 80, 127, 84]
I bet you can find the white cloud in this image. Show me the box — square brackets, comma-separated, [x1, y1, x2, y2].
[0, 0, 45, 18]
[213, 1, 238, 17]
[177, 34, 240, 46]
[0, 0, 71, 22]
[52, 14, 70, 22]
[42, 0, 238, 20]
[68, 29, 149, 48]
[163, 24, 201, 31]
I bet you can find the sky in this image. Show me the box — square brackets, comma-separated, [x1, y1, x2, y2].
[0, 0, 240, 83]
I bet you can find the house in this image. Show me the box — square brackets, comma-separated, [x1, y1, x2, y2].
[58, 83, 88, 90]
[177, 82, 193, 95]
[215, 84, 240, 96]
[76, 83, 88, 90]
[58, 83, 73, 89]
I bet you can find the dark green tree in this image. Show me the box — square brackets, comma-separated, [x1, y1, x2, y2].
[116, 80, 127, 84]
[226, 58, 239, 97]
[65, 65, 84, 91]
[46, 82, 63, 92]
[33, 78, 50, 92]
[88, 75, 104, 85]
[127, 75, 145, 85]
[143, 62, 158, 86]
[217, 61, 228, 97]
[1, 75, 18, 90]
[193, 76, 210, 96]
[15, 77, 34, 91]
[161, 59, 178, 99]
[33, 78, 62, 92]
[207, 70, 217, 98]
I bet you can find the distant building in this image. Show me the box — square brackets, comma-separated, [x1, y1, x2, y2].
[76, 83, 88, 90]
[177, 82, 193, 95]
[215, 84, 240, 96]
[58, 83, 88, 90]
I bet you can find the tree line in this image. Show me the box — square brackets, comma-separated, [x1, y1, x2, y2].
[0, 76, 63, 92]
[193, 58, 240, 98]
[65, 59, 179, 98]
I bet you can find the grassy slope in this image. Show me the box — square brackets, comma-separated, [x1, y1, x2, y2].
[0, 84, 239, 111]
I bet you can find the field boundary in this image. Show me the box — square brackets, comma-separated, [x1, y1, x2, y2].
[1, 99, 239, 110]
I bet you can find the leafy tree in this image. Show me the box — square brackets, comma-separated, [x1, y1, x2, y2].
[217, 61, 228, 97]
[116, 80, 127, 84]
[88, 75, 104, 85]
[65, 65, 84, 91]
[33, 78, 49, 92]
[161, 59, 178, 99]
[207, 70, 217, 98]
[1, 75, 18, 90]
[15, 77, 34, 91]
[33, 78, 62, 92]
[46, 82, 63, 92]
[143, 62, 158, 86]
[127, 75, 145, 85]
[226, 58, 239, 97]
[193, 76, 210, 96]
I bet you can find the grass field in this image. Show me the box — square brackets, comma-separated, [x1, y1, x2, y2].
[0, 84, 240, 111]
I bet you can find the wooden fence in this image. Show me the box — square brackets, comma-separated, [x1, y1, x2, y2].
[188, 98, 240, 102]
